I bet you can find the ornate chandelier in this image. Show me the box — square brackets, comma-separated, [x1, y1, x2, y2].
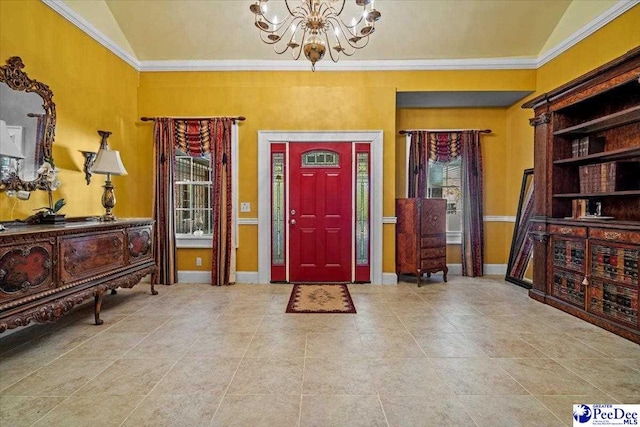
[250, 0, 382, 71]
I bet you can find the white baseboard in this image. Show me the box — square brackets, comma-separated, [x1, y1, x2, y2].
[177, 271, 211, 284]
[382, 273, 398, 285]
[178, 266, 506, 284]
[236, 271, 260, 284]
[445, 264, 507, 276]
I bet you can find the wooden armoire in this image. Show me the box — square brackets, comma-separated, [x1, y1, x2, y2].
[396, 198, 448, 286]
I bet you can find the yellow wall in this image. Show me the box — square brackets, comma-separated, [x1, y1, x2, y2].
[2, 1, 638, 279]
[0, 0, 143, 221]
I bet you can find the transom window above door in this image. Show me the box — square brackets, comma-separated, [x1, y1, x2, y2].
[302, 150, 340, 167]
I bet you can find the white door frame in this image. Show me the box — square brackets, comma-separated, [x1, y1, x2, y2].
[257, 131, 384, 284]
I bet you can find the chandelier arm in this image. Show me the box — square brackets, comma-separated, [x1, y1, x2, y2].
[257, 12, 294, 32]
[283, 0, 299, 17]
[326, 31, 340, 63]
[332, 0, 347, 16]
[273, 21, 303, 54]
[328, 16, 357, 40]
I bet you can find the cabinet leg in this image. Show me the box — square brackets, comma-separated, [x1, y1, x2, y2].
[94, 293, 104, 325]
[417, 270, 422, 287]
[110, 289, 117, 295]
[443, 266, 448, 282]
[151, 283, 158, 295]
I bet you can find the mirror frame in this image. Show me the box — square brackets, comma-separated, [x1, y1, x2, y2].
[0, 56, 56, 192]
[505, 168, 534, 289]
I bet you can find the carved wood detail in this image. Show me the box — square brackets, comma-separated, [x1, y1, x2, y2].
[0, 219, 157, 332]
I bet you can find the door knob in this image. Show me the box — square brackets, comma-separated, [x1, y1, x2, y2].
[290, 219, 296, 225]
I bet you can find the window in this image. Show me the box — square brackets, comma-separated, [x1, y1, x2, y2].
[175, 150, 213, 247]
[427, 158, 462, 242]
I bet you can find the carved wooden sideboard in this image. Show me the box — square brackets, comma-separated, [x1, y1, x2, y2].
[0, 219, 157, 332]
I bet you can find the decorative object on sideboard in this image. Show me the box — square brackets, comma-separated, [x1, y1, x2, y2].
[249, 0, 382, 71]
[80, 150, 97, 185]
[89, 130, 128, 221]
[0, 56, 57, 193]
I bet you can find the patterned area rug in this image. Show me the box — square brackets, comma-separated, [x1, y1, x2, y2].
[286, 284, 356, 314]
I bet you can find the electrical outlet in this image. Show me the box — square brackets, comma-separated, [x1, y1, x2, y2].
[240, 202, 251, 212]
[196, 257, 202, 266]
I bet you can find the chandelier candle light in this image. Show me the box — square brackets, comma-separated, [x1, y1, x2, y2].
[250, 0, 381, 70]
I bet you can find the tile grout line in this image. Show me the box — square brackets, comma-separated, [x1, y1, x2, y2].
[206, 313, 266, 426]
[298, 332, 308, 427]
[23, 306, 171, 427]
[117, 312, 186, 427]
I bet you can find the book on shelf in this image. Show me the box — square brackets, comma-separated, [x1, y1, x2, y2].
[579, 161, 640, 193]
[571, 199, 588, 218]
[572, 136, 605, 158]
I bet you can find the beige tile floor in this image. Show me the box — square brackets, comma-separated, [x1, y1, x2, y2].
[1, 275, 639, 426]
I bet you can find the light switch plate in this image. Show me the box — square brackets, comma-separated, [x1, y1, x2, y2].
[240, 202, 251, 212]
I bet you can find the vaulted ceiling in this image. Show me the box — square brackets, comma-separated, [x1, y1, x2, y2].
[57, 0, 627, 69]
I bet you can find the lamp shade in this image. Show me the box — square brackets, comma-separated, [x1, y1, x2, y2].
[91, 149, 128, 175]
[0, 120, 25, 159]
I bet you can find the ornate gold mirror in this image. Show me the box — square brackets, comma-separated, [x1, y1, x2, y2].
[0, 56, 57, 192]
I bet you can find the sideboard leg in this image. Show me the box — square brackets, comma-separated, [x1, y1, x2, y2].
[94, 293, 104, 325]
[443, 267, 448, 282]
[110, 289, 117, 295]
[417, 270, 423, 287]
[151, 283, 158, 295]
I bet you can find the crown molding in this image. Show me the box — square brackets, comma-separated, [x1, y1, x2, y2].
[44, 0, 636, 73]
[42, 0, 140, 70]
[138, 57, 539, 72]
[537, 0, 639, 68]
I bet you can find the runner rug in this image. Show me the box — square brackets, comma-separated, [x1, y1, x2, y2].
[286, 284, 357, 314]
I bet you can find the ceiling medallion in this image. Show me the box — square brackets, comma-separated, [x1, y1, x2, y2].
[250, 0, 382, 71]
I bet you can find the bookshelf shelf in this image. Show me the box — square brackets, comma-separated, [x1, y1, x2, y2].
[553, 105, 640, 136]
[553, 190, 640, 198]
[554, 146, 640, 166]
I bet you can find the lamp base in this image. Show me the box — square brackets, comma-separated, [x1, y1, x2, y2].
[100, 178, 117, 222]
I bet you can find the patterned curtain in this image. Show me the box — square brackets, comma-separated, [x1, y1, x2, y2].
[171, 118, 235, 286]
[152, 118, 177, 285]
[407, 131, 428, 197]
[460, 131, 484, 276]
[407, 130, 485, 276]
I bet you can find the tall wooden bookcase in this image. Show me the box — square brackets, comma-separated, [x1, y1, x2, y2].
[523, 47, 640, 343]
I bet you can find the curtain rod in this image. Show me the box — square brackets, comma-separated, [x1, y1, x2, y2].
[399, 129, 491, 135]
[140, 116, 246, 123]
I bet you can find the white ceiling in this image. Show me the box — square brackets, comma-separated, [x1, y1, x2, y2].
[55, 0, 632, 70]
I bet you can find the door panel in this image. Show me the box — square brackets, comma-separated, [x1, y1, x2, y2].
[289, 143, 352, 282]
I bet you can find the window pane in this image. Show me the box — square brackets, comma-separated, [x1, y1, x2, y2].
[174, 153, 213, 236]
[302, 150, 339, 167]
[428, 158, 462, 232]
[356, 153, 369, 265]
[272, 153, 285, 265]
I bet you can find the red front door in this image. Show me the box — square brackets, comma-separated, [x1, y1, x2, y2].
[289, 143, 352, 282]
